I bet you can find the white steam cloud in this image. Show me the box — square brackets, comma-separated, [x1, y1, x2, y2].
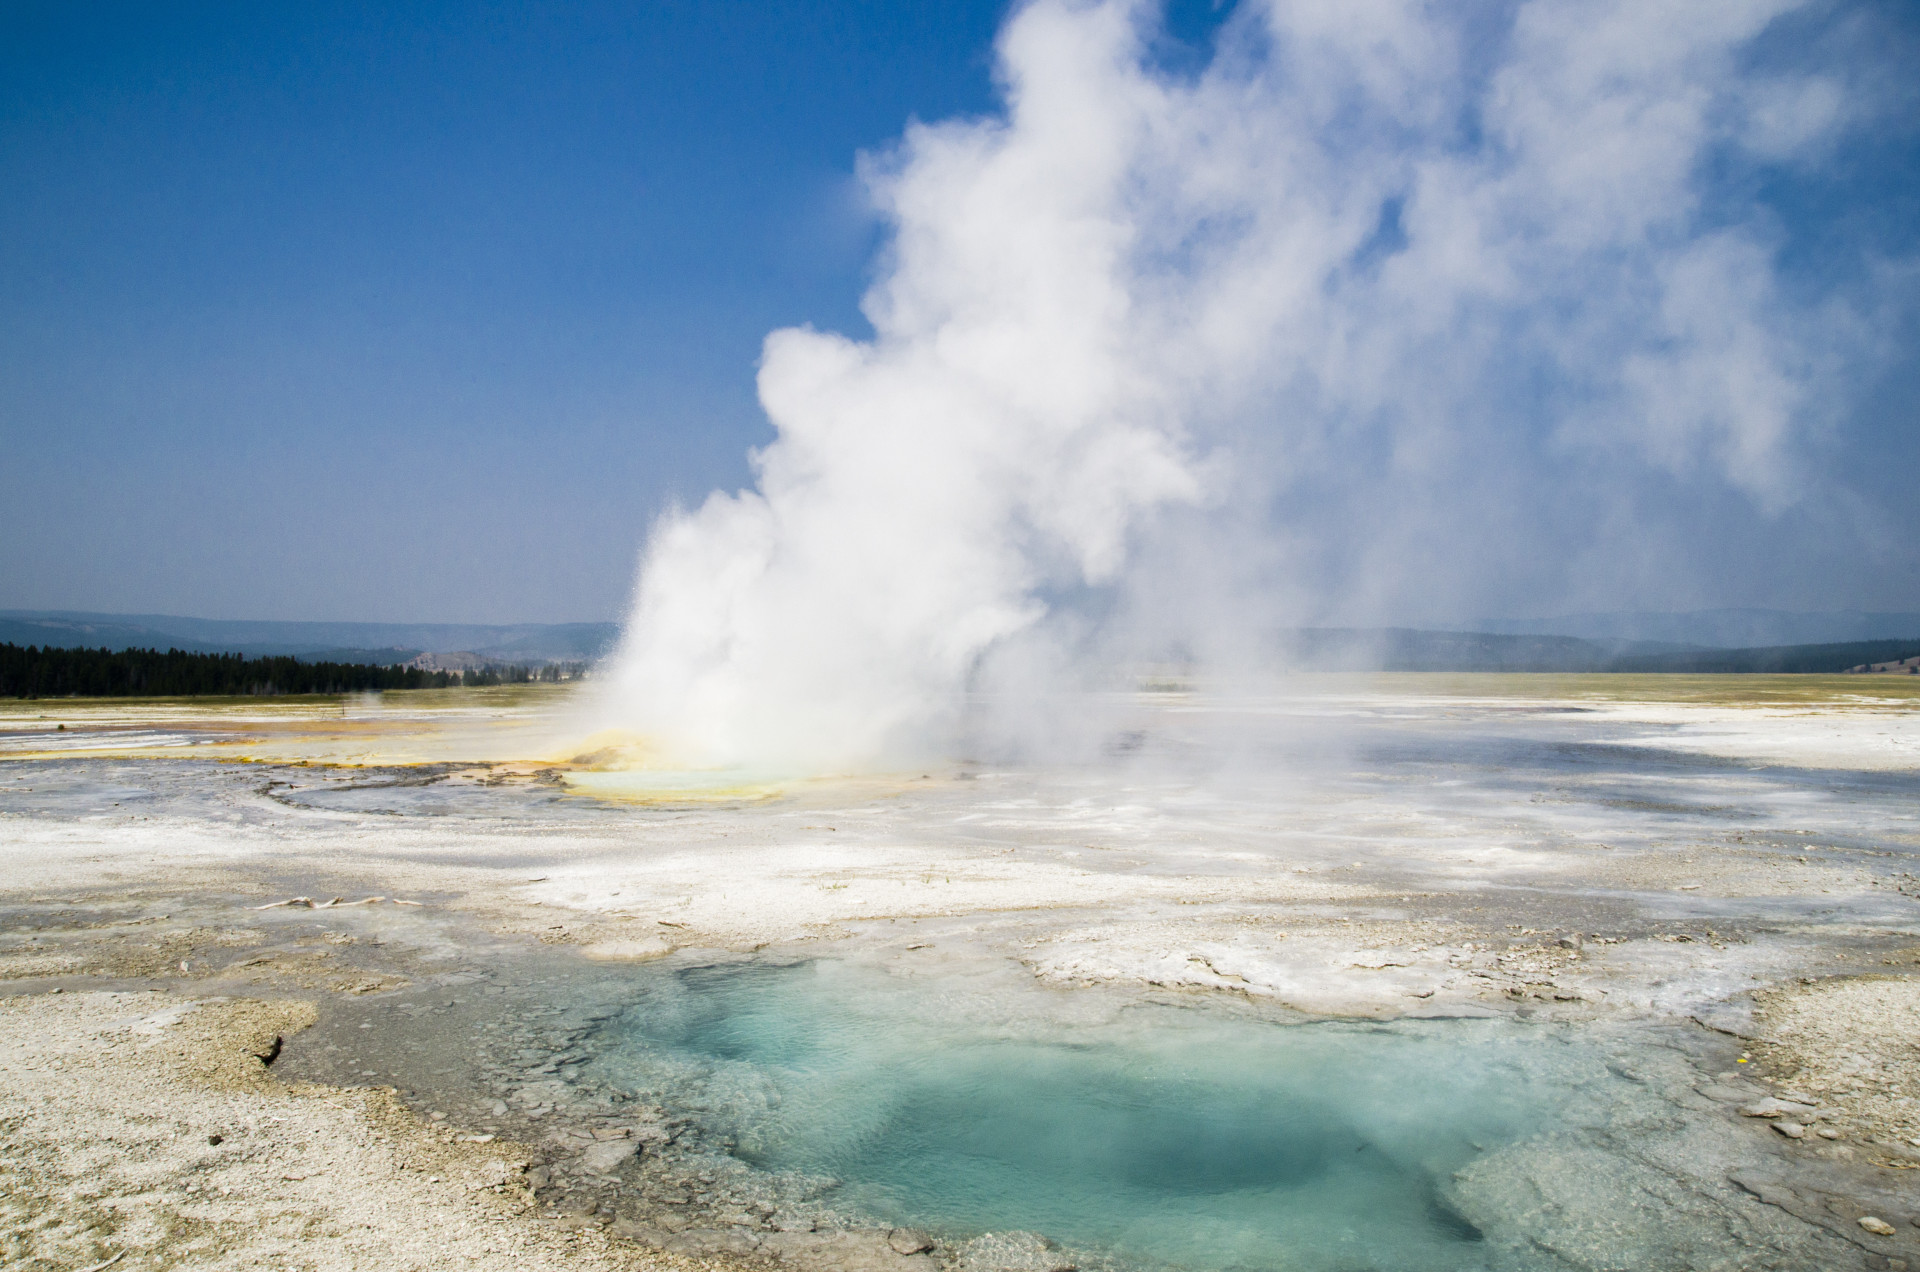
[602, 0, 1888, 770]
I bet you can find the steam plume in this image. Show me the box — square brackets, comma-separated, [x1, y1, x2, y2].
[602, 0, 1893, 770]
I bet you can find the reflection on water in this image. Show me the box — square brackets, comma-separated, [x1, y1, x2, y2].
[588, 959, 1629, 1272]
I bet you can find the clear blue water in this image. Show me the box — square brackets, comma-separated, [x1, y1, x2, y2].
[588, 958, 1627, 1272]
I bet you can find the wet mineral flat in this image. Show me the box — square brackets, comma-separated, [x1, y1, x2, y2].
[3, 675, 1917, 1271]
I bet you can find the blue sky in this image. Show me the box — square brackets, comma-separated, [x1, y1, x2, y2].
[2, 1, 1916, 625]
[1, 1, 1021, 621]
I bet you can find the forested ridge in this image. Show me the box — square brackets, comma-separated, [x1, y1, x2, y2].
[0, 644, 558, 698]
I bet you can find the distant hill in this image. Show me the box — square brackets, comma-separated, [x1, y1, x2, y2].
[1456, 609, 1920, 648]
[1279, 628, 1691, 672]
[1277, 628, 1920, 674]
[0, 611, 620, 665]
[8, 610, 1912, 677]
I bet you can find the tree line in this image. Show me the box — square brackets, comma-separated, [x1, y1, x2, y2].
[1277, 629, 1920, 674]
[0, 644, 579, 699]
[1607, 638, 1920, 674]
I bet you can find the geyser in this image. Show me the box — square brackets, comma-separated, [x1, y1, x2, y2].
[601, 0, 1888, 771]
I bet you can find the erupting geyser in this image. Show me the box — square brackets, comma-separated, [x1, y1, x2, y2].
[600, 0, 1881, 771]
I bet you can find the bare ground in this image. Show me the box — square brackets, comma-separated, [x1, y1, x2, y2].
[0, 989, 722, 1272]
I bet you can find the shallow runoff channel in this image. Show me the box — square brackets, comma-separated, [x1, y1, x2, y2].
[279, 939, 1839, 1272]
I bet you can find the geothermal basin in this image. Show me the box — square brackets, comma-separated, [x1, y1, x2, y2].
[3, 675, 1918, 1271]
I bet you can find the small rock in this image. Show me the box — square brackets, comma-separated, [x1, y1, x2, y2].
[1772, 1121, 1806, 1139]
[760, 1229, 919, 1271]
[1816, 1127, 1841, 1140]
[1859, 1216, 1897, 1237]
[580, 1140, 638, 1174]
[954, 1231, 1076, 1272]
[890, 1228, 935, 1255]
[1740, 1098, 1816, 1119]
[667, 1228, 761, 1258]
[608, 1220, 669, 1246]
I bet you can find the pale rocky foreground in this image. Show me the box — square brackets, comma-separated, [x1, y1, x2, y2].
[3, 676, 1919, 1270]
[0, 992, 705, 1272]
